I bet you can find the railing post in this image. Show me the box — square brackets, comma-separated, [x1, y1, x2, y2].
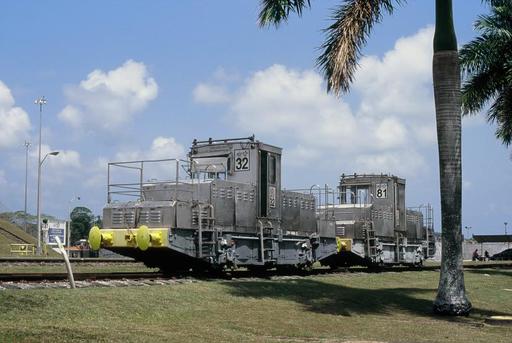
[107, 163, 111, 203]
[139, 162, 144, 201]
[258, 220, 265, 263]
[55, 236, 76, 289]
[198, 204, 203, 258]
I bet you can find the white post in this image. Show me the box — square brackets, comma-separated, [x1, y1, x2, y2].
[35, 97, 46, 255]
[55, 236, 76, 289]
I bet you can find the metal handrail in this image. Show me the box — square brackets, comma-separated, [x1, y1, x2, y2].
[107, 158, 191, 203]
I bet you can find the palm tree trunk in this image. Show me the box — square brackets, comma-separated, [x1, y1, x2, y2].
[432, 0, 471, 316]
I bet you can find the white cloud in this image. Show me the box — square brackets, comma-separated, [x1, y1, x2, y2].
[193, 83, 231, 104]
[0, 81, 31, 149]
[194, 27, 437, 176]
[115, 136, 185, 161]
[58, 60, 158, 130]
[354, 26, 436, 145]
[86, 136, 186, 187]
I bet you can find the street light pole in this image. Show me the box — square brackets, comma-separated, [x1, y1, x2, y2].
[36, 151, 60, 255]
[35, 96, 47, 255]
[24, 141, 31, 233]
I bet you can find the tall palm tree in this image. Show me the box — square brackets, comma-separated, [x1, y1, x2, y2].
[460, 0, 512, 146]
[259, 0, 472, 315]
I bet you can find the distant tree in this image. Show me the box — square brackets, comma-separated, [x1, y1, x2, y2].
[93, 215, 103, 228]
[460, 0, 512, 146]
[70, 207, 95, 243]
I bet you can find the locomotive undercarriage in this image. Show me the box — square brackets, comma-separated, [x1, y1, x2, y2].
[96, 226, 337, 272]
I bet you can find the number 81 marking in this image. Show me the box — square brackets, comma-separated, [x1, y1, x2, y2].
[376, 184, 387, 199]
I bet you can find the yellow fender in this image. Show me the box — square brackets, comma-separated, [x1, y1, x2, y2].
[136, 225, 150, 251]
[88, 226, 102, 251]
[336, 237, 351, 252]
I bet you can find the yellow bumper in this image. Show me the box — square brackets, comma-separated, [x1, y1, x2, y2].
[88, 225, 169, 251]
[336, 237, 352, 252]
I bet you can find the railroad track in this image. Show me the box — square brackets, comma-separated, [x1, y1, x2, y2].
[1, 263, 511, 283]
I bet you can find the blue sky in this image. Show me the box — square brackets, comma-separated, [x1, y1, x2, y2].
[0, 1, 510, 235]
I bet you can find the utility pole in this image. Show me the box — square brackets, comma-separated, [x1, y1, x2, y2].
[35, 96, 47, 255]
[24, 141, 31, 233]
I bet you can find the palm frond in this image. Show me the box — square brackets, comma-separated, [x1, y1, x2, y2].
[461, 67, 502, 114]
[461, 0, 512, 140]
[316, 0, 404, 95]
[258, 0, 311, 27]
[459, 36, 505, 76]
[488, 87, 512, 145]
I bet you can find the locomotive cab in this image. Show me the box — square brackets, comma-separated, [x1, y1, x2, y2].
[322, 174, 435, 266]
[189, 136, 282, 225]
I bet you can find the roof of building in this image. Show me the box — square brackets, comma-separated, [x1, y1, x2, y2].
[473, 235, 512, 243]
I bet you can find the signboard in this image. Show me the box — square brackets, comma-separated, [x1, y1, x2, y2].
[43, 221, 67, 246]
[376, 183, 388, 199]
[269, 186, 276, 208]
[234, 149, 250, 171]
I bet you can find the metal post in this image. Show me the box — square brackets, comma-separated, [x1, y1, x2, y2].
[24, 141, 31, 232]
[258, 220, 265, 263]
[55, 236, 75, 289]
[198, 204, 203, 258]
[107, 163, 111, 203]
[174, 159, 179, 228]
[35, 96, 47, 255]
[139, 161, 144, 201]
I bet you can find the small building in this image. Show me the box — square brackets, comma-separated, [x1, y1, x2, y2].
[463, 235, 512, 260]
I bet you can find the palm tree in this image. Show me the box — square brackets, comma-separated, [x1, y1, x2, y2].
[460, 0, 512, 146]
[259, 0, 472, 315]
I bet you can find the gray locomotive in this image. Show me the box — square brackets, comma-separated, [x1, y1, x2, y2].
[88, 136, 435, 271]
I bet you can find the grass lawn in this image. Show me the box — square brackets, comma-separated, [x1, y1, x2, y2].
[0, 268, 510, 343]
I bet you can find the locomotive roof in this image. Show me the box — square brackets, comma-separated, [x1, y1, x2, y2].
[190, 136, 282, 155]
[339, 173, 405, 185]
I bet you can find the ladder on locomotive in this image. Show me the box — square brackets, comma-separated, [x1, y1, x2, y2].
[363, 221, 378, 262]
[258, 221, 276, 264]
[196, 204, 216, 258]
[396, 233, 406, 263]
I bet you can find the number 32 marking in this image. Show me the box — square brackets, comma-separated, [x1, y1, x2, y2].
[235, 157, 249, 170]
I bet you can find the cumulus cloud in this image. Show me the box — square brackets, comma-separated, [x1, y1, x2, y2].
[0, 81, 31, 149]
[194, 27, 437, 176]
[58, 60, 158, 130]
[354, 26, 436, 144]
[193, 83, 231, 104]
[115, 136, 185, 161]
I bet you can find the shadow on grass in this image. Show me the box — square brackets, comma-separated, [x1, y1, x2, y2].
[223, 278, 508, 321]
